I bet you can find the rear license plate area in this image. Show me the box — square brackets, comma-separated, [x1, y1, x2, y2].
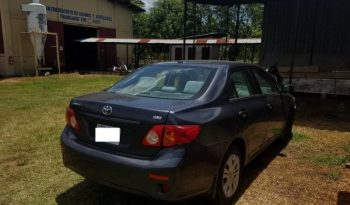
[95, 124, 120, 145]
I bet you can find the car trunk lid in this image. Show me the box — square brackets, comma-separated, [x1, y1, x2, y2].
[70, 92, 193, 156]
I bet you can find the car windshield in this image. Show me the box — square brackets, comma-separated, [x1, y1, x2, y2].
[108, 65, 217, 100]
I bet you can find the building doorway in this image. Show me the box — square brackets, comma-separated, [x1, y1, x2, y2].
[175, 48, 182, 60]
[64, 25, 97, 71]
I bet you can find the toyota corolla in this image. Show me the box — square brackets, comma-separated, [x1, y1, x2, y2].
[60, 61, 295, 204]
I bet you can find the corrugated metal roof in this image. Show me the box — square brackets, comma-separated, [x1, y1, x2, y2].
[79, 38, 261, 45]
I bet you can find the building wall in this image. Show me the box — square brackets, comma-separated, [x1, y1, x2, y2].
[115, 5, 133, 65]
[0, 0, 135, 76]
[0, 10, 4, 54]
[0, 8, 5, 77]
[260, 0, 350, 74]
[170, 45, 220, 61]
[0, 5, 6, 77]
[260, 0, 350, 95]
[0, 0, 14, 76]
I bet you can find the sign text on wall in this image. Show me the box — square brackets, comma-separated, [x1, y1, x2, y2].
[46, 6, 113, 25]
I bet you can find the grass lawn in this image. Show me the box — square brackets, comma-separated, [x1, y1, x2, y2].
[0, 74, 349, 205]
[0, 74, 120, 205]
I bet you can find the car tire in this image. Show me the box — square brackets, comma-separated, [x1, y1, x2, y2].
[214, 146, 242, 205]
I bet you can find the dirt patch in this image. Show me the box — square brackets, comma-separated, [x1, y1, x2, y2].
[0, 78, 23, 83]
[235, 116, 350, 205]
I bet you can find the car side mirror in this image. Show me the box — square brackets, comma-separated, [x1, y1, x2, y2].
[281, 84, 294, 93]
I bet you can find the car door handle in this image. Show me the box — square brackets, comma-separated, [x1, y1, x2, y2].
[238, 110, 248, 119]
[267, 103, 273, 111]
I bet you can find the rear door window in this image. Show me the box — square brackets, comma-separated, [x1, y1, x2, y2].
[252, 69, 278, 95]
[229, 70, 255, 99]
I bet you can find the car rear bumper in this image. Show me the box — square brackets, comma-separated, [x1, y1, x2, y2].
[60, 127, 210, 201]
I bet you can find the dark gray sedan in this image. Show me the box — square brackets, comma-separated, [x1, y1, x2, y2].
[61, 61, 295, 205]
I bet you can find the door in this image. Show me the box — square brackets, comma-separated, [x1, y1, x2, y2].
[64, 25, 98, 71]
[45, 21, 64, 69]
[188, 47, 196, 60]
[202, 47, 210, 60]
[98, 28, 117, 69]
[251, 68, 284, 142]
[175, 48, 183, 60]
[229, 69, 268, 158]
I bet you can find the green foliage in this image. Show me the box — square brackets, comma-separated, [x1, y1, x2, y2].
[131, 0, 145, 8]
[133, 1, 264, 39]
[134, 0, 184, 38]
[342, 144, 350, 154]
[132, 1, 264, 61]
[291, 133, 310, 142]
[240, 4, 264, 38]
[322, 172, 341, 181]
[0, 74, 121, 204]
[312, 154, 350, 166]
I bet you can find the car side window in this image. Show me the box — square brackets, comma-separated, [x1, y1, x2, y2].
[252, 69, 278, 95]
[230, 71, 254, 98]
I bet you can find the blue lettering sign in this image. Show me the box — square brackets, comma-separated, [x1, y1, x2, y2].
[46, 6, 113, 24]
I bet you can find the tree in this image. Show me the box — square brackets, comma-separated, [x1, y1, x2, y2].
[134, 0, 184, 38]
[134, 1, 263, 39]
[132, 1, 264, 61]
[239, 4, 264, 38]
[131, 0, 145, 8]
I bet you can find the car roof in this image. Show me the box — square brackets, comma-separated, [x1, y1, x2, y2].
[154, 60, 259, 69]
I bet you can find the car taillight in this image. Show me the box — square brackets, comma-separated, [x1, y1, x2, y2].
[66, 107, 80, 131]
[142, 125, 200, 147]
[142, 125, 163, 146]
[163, 125, 200, 147]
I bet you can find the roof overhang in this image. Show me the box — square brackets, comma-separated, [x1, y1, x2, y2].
[187, 0, 265, 6]
[108, 0, 145, 12]
[79, 38, 261, 45]
[185, 32, 227, 39]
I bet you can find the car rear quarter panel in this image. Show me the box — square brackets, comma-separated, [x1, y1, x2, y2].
[167, 104, 244, 196]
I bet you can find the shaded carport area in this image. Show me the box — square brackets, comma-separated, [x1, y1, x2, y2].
[185, 0, 350, 96]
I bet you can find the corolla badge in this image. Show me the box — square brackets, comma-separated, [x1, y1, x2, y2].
[102, 106, 113, 116]
[152, 115, 162, 120]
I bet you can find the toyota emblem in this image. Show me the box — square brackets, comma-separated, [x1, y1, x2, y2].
[102, 105, 113, 116]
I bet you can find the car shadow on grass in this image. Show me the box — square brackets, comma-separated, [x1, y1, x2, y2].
[55, 180, 208, 205]
[233, 137, 291, 203]
[56, 139, 290, 205]
[337, 191, 350, 205]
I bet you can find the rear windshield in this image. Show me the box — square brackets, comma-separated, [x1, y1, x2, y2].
[108, 65, 217, 100]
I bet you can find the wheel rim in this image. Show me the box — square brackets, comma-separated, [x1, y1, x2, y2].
[222, 153, 240, 198]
